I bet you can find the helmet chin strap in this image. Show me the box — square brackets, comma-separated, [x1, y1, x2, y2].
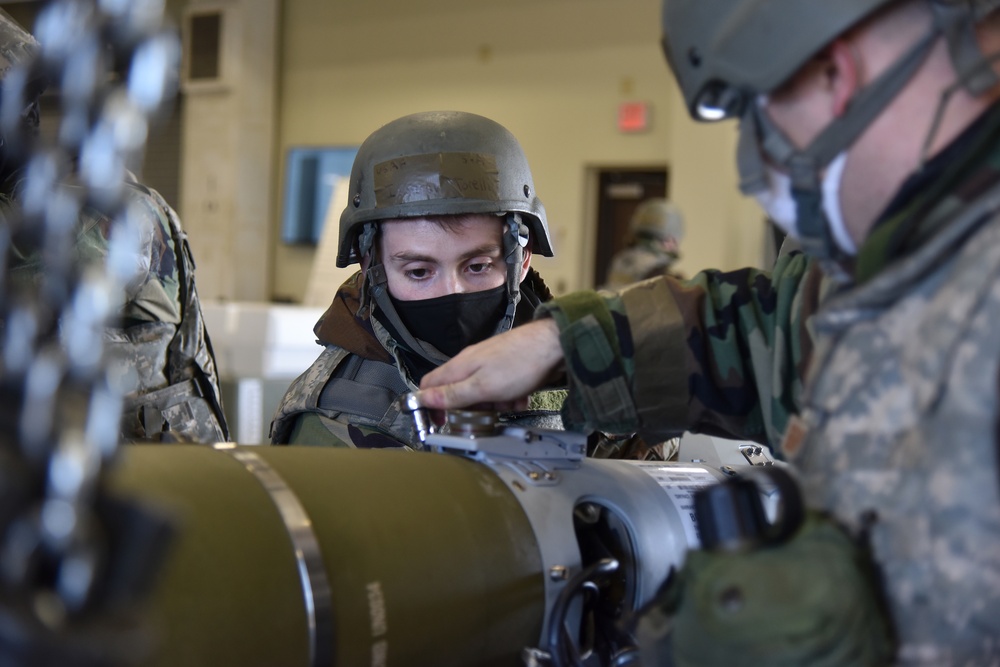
[933, 1, 1000, 97]
[359, 214, 530, 369]
[737, 25, 939, 269]
[739, 4, 1000, 271]
[365, 261, 451, 366]
[497, 212, 530, 336]
[357, 221, 450, 366]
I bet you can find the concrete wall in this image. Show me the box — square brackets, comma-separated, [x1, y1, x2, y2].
[269, 0, 767, 303]
[179, 0, 280, 302]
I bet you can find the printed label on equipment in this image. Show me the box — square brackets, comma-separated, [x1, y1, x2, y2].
[631, 463, 718, 548]
[367, 580, 388, 667]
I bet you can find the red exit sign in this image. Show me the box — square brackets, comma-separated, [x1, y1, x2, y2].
[618, 101, 651, 133]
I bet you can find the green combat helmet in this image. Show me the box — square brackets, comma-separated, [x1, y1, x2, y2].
[336, 110, 554, 367]
[337, 110, 552, 265]
[660, 0, 1000, 264]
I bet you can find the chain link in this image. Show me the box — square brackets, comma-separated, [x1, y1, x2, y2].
[0, 0, 177, 631]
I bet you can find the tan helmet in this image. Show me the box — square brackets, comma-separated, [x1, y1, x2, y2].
[630, 198, 685, 243]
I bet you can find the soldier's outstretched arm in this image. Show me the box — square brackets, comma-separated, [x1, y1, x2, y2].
[424, 246, 822, 448]
[419, 319, 564, 412]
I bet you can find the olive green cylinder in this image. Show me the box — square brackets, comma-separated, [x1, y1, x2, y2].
[108, 445, 546, 667]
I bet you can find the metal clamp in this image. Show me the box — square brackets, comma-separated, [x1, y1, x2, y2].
[214, 445, 333, 667]
[428, 425, 586, 464]
[399, 392, 586, 465]
[739, 444, 775, 467]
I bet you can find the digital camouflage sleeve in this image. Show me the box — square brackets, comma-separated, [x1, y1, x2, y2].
[539, 247, 830, 448]
[6, 178, 229, 443]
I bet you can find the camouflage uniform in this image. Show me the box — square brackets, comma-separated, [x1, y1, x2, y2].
[7, 176, 229, 443]
[271, 268, 565, 448]
[542, 107, 1000, 662]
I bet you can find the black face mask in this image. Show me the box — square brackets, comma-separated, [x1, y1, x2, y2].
[387, 284, 507, 358]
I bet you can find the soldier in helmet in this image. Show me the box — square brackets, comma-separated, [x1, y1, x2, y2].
[603, 197, 685, 289]
[420, 0, 1000, 661]
[269, 111, 563, 448]
[0, 9, 228, 443]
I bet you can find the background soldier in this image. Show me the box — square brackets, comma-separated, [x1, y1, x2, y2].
[419, 0, 1000, 661]
[603, 197, 685, 289]
[1, 10, 228, 443]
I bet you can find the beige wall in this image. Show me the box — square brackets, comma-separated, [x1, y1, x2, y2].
[271, 0, 766, 302]
[179, 0, 279, 302]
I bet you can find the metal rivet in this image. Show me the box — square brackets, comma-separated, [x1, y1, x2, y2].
[528, 471, 540, 480]
[549, 566, 569, 581]
[543, 472, 555, 481]
[721, 465, 737, 477]
[353, 193, 361, 207]
[523, 184, 530, 197]
[688, 47, 702, 67]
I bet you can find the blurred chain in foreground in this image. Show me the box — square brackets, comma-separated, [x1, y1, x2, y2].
[0, 1, 177, 664]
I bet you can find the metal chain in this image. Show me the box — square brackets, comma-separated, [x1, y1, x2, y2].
[0, 0, 178, 651]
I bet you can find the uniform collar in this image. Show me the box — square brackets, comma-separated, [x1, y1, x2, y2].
[313, 271, 394, 364]
[855, 102, 1000, 284]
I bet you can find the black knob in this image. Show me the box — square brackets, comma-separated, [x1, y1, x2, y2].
[694, 477, 769, 552]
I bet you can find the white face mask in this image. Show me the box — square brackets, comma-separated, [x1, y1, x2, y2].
[752, 151, 857, 255]
[752, 165, 797, 232]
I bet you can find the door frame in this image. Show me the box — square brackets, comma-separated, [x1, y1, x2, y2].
[582, 164, 670, 288]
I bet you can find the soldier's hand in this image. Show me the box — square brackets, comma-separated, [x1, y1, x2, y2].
[418, 319, 564, 411]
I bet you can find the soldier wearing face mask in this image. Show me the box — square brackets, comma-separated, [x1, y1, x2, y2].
[420, 0, 1000, 661]
[269, 111, 561, 448]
